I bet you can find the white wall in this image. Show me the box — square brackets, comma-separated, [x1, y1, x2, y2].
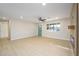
[0, 18, 71, 41]
[0, 22, 8, 38]
[42, 18, 71, 40]
[10, 20, 38, 40]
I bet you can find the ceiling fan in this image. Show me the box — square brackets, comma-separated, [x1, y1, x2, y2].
[38, 17, 46, 22]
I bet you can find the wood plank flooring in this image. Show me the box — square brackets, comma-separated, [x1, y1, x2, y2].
[0, 37, 73, 56]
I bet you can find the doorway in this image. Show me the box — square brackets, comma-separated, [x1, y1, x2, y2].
[0, 20, 10, 40]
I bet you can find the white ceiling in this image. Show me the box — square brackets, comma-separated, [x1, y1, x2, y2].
[0, 3, 73, 23]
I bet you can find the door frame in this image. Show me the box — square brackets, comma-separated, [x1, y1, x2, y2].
[77, 3, 79, 56]
[73, 3, 78, 56]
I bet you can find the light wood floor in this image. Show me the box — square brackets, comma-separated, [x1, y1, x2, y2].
[0, 37, 73, 56]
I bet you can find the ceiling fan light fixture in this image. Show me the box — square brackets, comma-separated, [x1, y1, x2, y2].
[38, 17, 46, 22]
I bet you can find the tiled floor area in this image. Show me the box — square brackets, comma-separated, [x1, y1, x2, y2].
[0, 37, 73, 56]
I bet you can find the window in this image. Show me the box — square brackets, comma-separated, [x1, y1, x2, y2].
[47, 23, 60, 31]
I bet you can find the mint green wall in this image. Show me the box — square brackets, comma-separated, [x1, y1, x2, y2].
[38, 24, 42, 37]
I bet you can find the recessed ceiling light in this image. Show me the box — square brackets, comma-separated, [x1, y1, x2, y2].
[42, 3, 46, 6]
